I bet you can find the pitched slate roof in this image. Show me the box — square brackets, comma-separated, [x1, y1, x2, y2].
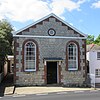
[14, 13, 87, 38]
[87, 44, 100, 52]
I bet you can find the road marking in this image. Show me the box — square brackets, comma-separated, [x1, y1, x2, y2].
[13, 94, 26, 97]
[0, 97, 3, 98]
[36, 93, 48, 96]
[56, 92, 68, 94]
[74, 90, 84, 93]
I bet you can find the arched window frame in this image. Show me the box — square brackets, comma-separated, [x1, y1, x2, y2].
[66, 41, 80, 71]
[24, 41, 36, 72]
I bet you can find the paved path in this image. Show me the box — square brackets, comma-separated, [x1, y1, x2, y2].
[15, 86, 94, 95]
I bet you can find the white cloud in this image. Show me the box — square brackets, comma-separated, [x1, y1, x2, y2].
[0, 0, 50, 22]
[50, 0, 87, 15]
[0, 0, 86, 22]
[13, 26, 17, 31]
[92, 1, 100, 8]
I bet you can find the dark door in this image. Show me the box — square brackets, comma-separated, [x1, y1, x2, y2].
[47, 62, 57, 84]
[8, 60, 10, 73]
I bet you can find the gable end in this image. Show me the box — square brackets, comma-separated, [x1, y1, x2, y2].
[15, 13, 87, 38]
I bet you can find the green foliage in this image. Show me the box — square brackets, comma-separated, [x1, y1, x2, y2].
[0, 19, 13, 45]
[94, 34, 100, 45]
[86, 34, 100, 46]
[0, 19, 13, 72]
[86, 35, 94, 44]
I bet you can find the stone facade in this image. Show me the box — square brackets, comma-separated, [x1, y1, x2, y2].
[14, 14, 87, 86]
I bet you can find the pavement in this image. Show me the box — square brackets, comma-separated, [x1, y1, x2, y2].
[0, 73, 100, 96]
[14, 86, 95, 95]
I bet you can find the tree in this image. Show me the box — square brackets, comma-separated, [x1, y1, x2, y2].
[0, 19, 13, 73]
[86, 35, 94, 45]
[94, 34, 100, 45]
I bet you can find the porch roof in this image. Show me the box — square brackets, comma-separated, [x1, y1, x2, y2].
[43, 58, 63, 61]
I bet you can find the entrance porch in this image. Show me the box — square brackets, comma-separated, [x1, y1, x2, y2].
[44, 58, 63, 85]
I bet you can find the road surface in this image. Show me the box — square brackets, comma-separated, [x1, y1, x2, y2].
[1, 90, 100, 100]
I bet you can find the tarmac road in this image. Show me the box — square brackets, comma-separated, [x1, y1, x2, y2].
[1, 89, 100, 100]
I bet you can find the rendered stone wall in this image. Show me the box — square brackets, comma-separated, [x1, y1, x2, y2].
[14, 17, 86, 86]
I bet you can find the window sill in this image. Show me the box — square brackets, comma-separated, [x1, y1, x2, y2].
[68, 69, 78, 71]
[24, 69, 36, 72]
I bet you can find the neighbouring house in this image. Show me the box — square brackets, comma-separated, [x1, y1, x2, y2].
[13, 13, 87, 86]
[87, 44, 100, 85]
[7, 56, 14, 74]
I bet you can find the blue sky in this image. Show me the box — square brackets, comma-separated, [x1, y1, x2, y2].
[0, 0, 100, 38]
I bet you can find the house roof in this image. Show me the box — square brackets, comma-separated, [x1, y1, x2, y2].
[44, 57, 63, 61]
[87, 44, 100, 52]
[13, 13, 87, 38]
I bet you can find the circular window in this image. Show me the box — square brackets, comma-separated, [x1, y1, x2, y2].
[48, 28, 56, 36]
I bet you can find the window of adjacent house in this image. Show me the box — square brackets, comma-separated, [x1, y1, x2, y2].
[97, 52, 100, 60]
[68, 43, 78, 70]
[95, 69, 100, 77]
[24, 41, 36, 71]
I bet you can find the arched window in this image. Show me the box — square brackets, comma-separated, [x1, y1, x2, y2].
[24, 41, 36, 71]
[68, 43, 78, 70]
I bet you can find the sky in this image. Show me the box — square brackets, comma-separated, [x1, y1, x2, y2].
[0, 0, 100, 38]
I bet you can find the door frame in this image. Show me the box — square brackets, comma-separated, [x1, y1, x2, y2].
[46, 61, 58, 84]
[44, 60, 61, 84]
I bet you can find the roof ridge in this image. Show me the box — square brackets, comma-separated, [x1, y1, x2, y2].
[90, 44, 95, 51]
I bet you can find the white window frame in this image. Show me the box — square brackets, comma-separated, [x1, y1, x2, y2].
[24, 41, 36, 72]
[68, 43, 78, 71]
[95, 69, 100, 77]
